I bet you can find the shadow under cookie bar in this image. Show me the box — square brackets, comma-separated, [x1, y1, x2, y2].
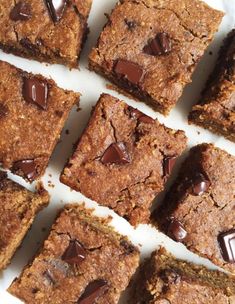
[0, 60, 80, 182]
[153, 144, 235, 274]
[0, 171, 49, 271]
[89, 0, 224, 115]
[0, 0, 92, 68]
[60, 93, 187, 226]
[8, 204, 140, 304]
[189, 30, 235, 143]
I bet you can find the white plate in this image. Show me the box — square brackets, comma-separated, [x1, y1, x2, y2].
[0, 0, 235, 303]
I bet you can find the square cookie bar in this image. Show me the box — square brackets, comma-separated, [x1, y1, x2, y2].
[60, 93, 187, 226]
[0, 171, 49, 270]
[131, 247, 235, 303]
[189, 30, 235, 142]
[8, 204, 140, 304]
[153, 144, 235, 274]
[0, 60, 79, 182]
[89, 0, 224, 115]
[0, 0, 92, 67]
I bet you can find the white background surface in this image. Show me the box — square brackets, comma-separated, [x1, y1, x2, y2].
[0, 0, 235, 303]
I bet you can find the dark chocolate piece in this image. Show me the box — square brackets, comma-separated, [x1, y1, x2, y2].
[168, 219, 187, 242]
[10, 2, 31, 21]
[13, 160, 38, 182]
[114, 59, 144, 85]
[143, 33, 172, 56]
[191, 173, 210, 196]
[129, 107, 155, 124]
[124, 19, 137, 30]
[77, 280, 108, 304]
[0, 104, 8, 118]
[218, 229, 235, 263]
[22, 77, 48, 110]
[43, 270, 56, 286]
[163, 156, 177, 176]
[62, 240, 86, 265]
[101, 142, 130, 165]
[45, 0, 67, 23]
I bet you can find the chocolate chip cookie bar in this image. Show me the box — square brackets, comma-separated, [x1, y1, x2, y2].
[131, 247, 235, 303]
[8, 204, 140, 304]
[0, 60, 79, 182]
[189, 30, 235, 142]
[89, 0, 224, 115]
[0, 0, 92, 67]
[153, 144, 235, 274]
[0, 171, 49, 270]
[60, 93, 187, 226]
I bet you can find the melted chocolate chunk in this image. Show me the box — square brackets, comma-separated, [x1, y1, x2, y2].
[77, 280, 108, 304]
[22, 77, 48, 110]
[13, 159, 38, 182]
[62, 240, 86, 265]
[163, 156, 177, 176]
[218, 229, 235, 263]
[45, 0, 67, 23]
[168, 219, 187, 242]
[191, 173, 210, 196]
[10, 2, 31, 21]
[101, 142, 130, 165]
[144, 32, 172, 56]
[20, 38, 42, 55]
[0, 104, 8, 118]
[114, 59, 144, 85]
[120, 239, 136, 254]
[129, 107, 155, 124]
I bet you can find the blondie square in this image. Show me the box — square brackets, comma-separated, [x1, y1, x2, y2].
[0, 0, 92, 67]
[89, 0, 223, 114]
[8, 204, 140, 304]
[0, 171, 49, 270]
[0, 61, 79, 182]
[60, 93, 187, 226]
[154, 144, 235, 274]
[189, 30, 235, 142]
[131, 247, 235, 303]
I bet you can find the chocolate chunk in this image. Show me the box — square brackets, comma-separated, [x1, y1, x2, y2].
[163, 156, 177, 176]
[191, 173, 210, 196]
[124, 19, 137, 30]
[144, 32, 172, 56]
[218, 229, 235, 263]
[10, 2, 31, 21]
[114, 59, 144, 85]
[168, 219, 187, 242]
[43, 270, 56, 286]
[129, 107, 155, 124]
[20, 38, 42, 55]
[101, 142, 130, 165]
[120, 239, 135, 254]
[45, 0, 67, 23]
[77, 280, 108, 304]
[160, 269, 181, 284]
[0, 104, 8, 118]
[22, 77, 48, 110]
[62, 240, 86, 265]
[13, 159, 38, 182]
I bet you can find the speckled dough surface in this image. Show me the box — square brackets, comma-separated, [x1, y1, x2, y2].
[131, 248, 235, 304]
[0, 0, 92, 67]
[154, 144, 235, 274]
[89, 0, 224, 114]
[0, 171, 49, 270]
[8, 204, 140, 304]
[189, 29, 235, 142]
[60, 93, 187, 226]
[0, 60, 79, 182]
